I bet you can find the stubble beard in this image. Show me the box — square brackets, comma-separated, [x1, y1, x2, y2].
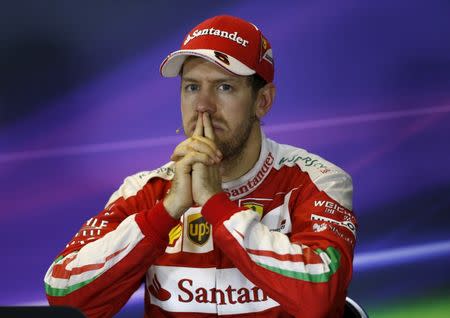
[216, 113, 258, 168]
[182, 102, 259, 168]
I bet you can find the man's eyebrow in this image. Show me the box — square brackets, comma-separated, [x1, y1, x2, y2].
[181, 77, 198, 83]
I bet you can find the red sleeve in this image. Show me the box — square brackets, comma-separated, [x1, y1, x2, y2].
[44, 174, 178, 318]
[202, 173, 356, 318]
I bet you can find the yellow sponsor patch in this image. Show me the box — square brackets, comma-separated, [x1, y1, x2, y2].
[168, 224, 182, 247]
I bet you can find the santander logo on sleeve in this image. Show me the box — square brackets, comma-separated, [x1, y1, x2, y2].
[147, 265, 279, 314]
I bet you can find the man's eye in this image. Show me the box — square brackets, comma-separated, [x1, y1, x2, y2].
[218, 84, 232, 91]
[185, 84, 199, 92]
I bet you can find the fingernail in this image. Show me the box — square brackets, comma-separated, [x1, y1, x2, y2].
[216, 150, 222, 157]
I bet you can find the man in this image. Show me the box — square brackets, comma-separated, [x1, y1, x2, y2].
[44, 15, 357, 317]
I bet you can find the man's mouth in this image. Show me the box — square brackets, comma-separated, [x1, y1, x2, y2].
[211, 122, 225, 131]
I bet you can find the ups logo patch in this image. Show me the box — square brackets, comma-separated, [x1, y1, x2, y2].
[187, 213, 211, 246]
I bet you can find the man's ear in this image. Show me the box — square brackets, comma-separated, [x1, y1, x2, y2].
[255, 83, 276, 119]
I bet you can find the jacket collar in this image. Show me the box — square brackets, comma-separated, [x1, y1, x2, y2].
[222, 131, 274, 200]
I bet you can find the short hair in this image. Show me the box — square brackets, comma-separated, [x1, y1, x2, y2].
[247, 74, 268, 97]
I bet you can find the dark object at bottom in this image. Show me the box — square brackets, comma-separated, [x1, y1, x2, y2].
[1, 299, 366, 317]
[0, 306, 85, 318]
[344, 297, 369, 318]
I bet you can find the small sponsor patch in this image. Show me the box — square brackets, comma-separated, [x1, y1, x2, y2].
[313, 223, 327, 232]
[311, 214, 356, 238]
[187, 213, 211, 246]
[214, 51, 230, 65]
[242, 202, 264, 219]
[168, 224, 182, 247]
[148, 274, 172, 301]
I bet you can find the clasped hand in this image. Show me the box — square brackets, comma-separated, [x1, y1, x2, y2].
[163, 113, 223, 219]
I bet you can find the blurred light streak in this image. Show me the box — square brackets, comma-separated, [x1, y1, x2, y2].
[354, 239, 450, 271]
[0, 135, 183, 163]
[347, 110, 441, 173]
[1, 105, 449, 164]
[264, 104, 450, 134]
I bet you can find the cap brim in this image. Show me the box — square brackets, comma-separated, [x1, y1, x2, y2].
[160, 49, 255, 78]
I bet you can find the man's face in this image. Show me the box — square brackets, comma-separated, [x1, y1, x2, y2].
[180, 57, 258, 160]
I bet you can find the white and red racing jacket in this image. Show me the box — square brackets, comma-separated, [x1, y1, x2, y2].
[44, 134, 357, 318]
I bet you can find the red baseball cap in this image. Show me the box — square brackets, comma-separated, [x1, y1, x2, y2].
[160, 15, 274, 83]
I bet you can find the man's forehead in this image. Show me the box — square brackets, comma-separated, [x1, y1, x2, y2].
[181, 57, 246, 82]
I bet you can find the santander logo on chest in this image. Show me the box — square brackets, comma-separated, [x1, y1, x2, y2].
[147, 266, 279, 314]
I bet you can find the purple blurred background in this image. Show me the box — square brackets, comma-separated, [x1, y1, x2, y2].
[1, 0, 450, 316]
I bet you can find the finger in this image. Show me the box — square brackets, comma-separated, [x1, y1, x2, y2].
[171, 145, 219, 163]
[191, 135, 216, 150]
[171, 138, 221, 162]
[188, 139, 221, 162]
[201, 113, 222, 158]
[170, 138, 194, 161]
[179, 151, 216, 168]
[193, 112, 203, 137]
[203, 112, 215, 140]
[171, 147, 188, 162]
[191, 136, 222, 159]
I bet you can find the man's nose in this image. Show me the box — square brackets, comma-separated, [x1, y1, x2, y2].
[195, 88, 217, 114]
